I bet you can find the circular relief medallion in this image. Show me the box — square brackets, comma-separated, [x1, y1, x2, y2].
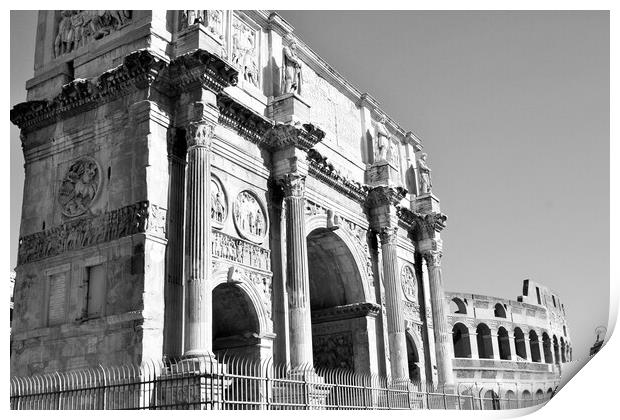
[401, 265, 417, 302]
[233, 190, 268, 243]
[58, 157, 101, 218]
[210, 176, 227, 229]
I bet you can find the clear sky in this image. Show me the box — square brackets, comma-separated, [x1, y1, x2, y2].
[10, 10, 609, 362]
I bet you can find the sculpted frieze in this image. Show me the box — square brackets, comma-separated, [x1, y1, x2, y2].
[211, 230, 271, 272]
[17, 201, 165, 265]
[58, 157, 101, 218]
[54, 11, 133, 58]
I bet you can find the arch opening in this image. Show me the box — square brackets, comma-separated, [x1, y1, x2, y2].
[476, 323, 493, 359]
[560, 337, 566, 363]
[406, 333, 421, 382]
[514, 328, 527, 360]
[307, 228, 370, 373]
[483, 390, 500, 410]
[452, 323, 472, 358]
[494, 303, 506, 318]
[553, 335, 560, 364]
[450, 298, 467, 314]
[212, 283, 261, 361]
[542, 333, 553, 363]
[529, 330, 541, 362]
[498, 327, 511, 360]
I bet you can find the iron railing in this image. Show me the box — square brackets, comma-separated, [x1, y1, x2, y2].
[10, 355, 557, 410]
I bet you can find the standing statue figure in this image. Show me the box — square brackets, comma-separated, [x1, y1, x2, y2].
[374, 116, 391, 163]
[417, 152, 432, 194]
[283, 35, 302, 95]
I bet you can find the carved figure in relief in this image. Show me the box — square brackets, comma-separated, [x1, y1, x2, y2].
[283, 35, 302, 95]
[417, 152, 432, 194]
[234, 192, 267, 242]
[54, 11, 76, 57]
[374, 117, 391, 163]
[58, 158, 100, 218]
[54, 10, 132, 57]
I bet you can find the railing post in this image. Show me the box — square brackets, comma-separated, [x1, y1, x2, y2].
[442, 384, 447, 409]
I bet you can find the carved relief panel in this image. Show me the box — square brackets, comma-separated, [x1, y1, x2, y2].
[179, 10, 224, 37]
[210, 176, 227, 229]
[54, 11, 133, 58]
[58, 157, 101, 218]
[233, 191, 268, 243]
[231, 15, 260, 88]
[401, 264, 417, 302]
[312, 332, 354, 371]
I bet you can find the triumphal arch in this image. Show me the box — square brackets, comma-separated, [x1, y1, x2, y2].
[11, 11, 569, 397]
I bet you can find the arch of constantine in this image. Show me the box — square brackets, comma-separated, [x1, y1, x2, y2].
[10, 10, 569, 400]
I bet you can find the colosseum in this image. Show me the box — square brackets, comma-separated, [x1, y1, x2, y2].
[10, 10, 571, 409]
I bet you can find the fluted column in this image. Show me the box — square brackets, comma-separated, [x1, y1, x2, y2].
[183, 121, 214, 357]
[280, 172, 313, 368]
[424, 250, 455, 385]
[379, 227, 409, 380]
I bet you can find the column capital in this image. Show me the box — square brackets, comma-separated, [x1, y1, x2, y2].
[378, 226, 398, 246]
[186, 121, 215, 149]
[423, 249, 443, 267]
[365, 185, 407, 209]
[413, 212, 447, 241]
[278, 171, 306, 198]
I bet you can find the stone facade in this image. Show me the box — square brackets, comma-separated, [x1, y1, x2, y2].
[11, 10, 567, 395]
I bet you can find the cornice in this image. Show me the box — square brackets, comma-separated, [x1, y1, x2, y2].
[11, 49, 167, 132]
[217, 93, 274, 148]
[306, 148, 368, 203]
[168, 49, 238, 94]
[311, 302, 381, 323]
[264, 121, 325, 152]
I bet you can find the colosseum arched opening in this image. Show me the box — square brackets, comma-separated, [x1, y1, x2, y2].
[476, 324, 493, 359]
[529, 330, 542, 362]
[452, 323, 471, 358]
[497, 327, 511, 360]
[514, 328, 527, 360]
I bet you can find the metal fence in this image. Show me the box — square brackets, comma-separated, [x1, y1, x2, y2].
[10, 355, 556, 410]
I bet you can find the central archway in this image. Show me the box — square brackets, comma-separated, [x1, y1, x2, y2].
[307, 226, 376, 374]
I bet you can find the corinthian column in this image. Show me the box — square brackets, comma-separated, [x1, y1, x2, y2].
[379, 226, 409, 380]
[183, 121, 215, 357]
[423, 249, 455, 385]
[279, 172, 313, 368]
